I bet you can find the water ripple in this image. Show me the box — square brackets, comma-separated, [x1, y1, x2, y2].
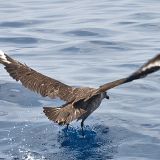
[65, 30, 99, 37]
[0, 0, 160, 159]
[0, 37, 38, 44]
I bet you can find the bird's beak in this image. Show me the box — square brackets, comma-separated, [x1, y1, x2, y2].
[106, 95, 109, 99]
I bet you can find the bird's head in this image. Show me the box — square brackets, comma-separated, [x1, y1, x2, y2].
[103, 92, 109, 99]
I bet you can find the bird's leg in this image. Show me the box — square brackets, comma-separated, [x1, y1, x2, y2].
[66, 124, 69, 131]
[81, 120, 84, 137]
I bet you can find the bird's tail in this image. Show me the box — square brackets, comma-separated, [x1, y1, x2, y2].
[43, 107, 65, 125]
[43, 106, 85, 125]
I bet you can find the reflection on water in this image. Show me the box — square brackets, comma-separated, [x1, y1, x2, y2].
[0, 0, 160, 159]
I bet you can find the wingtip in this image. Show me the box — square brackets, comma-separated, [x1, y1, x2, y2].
[0, 50, 5, 56]
[0, 50, 11, 64]
[141, 54, 160, 72]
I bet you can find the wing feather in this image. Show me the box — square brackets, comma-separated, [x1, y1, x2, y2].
[98, 54, 160, 92]
[0, 51, 75, 102]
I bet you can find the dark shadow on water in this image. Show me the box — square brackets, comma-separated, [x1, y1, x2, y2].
[57, 125, 117, 160]
[0, 82, 42, 107]
[59, 126, 98, 147]
[0, 82, 59, 107]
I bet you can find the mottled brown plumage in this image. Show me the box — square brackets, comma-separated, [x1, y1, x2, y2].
[0, 50, 160, 135]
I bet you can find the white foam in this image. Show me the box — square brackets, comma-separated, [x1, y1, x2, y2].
[0, 50, 11, 64]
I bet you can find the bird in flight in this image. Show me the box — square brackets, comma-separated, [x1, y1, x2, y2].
[0, 50, 160, 136]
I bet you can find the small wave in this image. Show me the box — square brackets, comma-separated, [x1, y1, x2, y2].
[0, 37, 38, 44]
[64, 30, 99, 37]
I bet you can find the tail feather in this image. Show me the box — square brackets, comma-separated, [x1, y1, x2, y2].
[43, 107, 62, 123]
[43, 107, 72, 125]
[43, 106, 86, 125]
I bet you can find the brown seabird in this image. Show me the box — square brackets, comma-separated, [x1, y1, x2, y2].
[0, 50, 160, 136]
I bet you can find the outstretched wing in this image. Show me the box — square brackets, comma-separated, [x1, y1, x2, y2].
[98, 54, 160, 92]
[0, 50, 75, 102]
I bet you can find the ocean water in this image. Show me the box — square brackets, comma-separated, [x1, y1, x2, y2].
[0, 0, 160, 159]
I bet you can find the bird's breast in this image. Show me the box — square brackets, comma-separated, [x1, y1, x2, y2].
[87, 94, 104, 113]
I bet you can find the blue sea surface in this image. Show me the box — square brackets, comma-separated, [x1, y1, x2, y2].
[0, 0, 160, 160]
